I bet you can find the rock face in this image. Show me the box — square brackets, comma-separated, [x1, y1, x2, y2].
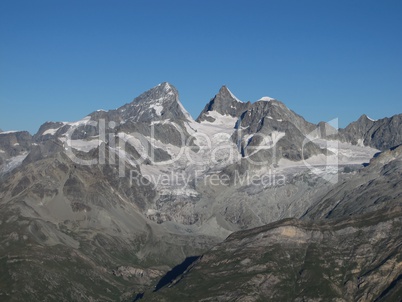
[339, 114, 402, 150]
[197, 86, 251, 122]
[145, 212, 402, 302]
[0, 131, 32, 158]
[236, 98, 316, 136]
[304, 144, 402, 221]
[232, 98, 324, 165]
[1, 82, 402, 301]
[0, 131, 33, 176]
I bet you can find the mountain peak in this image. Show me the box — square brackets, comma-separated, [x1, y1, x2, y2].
[217, 85, 242, 103]
[157, 82, 174, 93]
[359, 114, 376, 122]
[120, 82, 192, 122]
[218, 85, 229, 94]
[84, 82, 192, 125]
[196, 86, 250, 122]
[147, 82, 178, 97]
[128, 82, 179, 107]
[352, 114, 377, 126]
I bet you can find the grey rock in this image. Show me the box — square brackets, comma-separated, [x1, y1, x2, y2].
[339, 114, 402, 150]
[34, 121, 66, 141]
[144, 212, 402, 301]
[0, 131, 32, 158]
[230, 99, 326, 170]
[0, 145, 219, 301]
[197, 86, 251, 122]
[304, 144, 402, 221]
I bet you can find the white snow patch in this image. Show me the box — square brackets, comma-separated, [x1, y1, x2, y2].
[147, 209, 158, 215]
[258, 96, 276, 102]
[150, 104, 163, 116]
[310, 138, 378, 165]
[192, 112, 240, 159]
[43, 128, 59, 135]
[0, 153, 28, 175]
[367, 116, 377, 122]
[199, 111, 238, 129]
[0, 131, 18, 135]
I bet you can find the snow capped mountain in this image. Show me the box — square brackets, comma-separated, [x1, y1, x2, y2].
[3, 83, 398, 182]
[114, 82, 193, 123]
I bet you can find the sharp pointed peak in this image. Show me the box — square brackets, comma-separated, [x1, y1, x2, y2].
[218, 85, 230, 92]
[153, 82, 177, 93]
[128, 82, 180, 109]
[216, 85, 242, 103]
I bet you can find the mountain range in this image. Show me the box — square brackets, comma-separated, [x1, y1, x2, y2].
[0, 83, 401, 301]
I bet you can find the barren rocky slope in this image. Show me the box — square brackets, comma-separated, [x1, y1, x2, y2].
[142, 147, 402, 301]
[145, 211, 402, 302]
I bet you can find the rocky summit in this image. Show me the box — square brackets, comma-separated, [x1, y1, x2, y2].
[1, 83, 401, 301]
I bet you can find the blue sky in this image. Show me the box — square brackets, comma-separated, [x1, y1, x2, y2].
[1, 0, 401, 134]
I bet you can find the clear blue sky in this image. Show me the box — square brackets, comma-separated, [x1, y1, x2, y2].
[1, 0, 401, 134]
